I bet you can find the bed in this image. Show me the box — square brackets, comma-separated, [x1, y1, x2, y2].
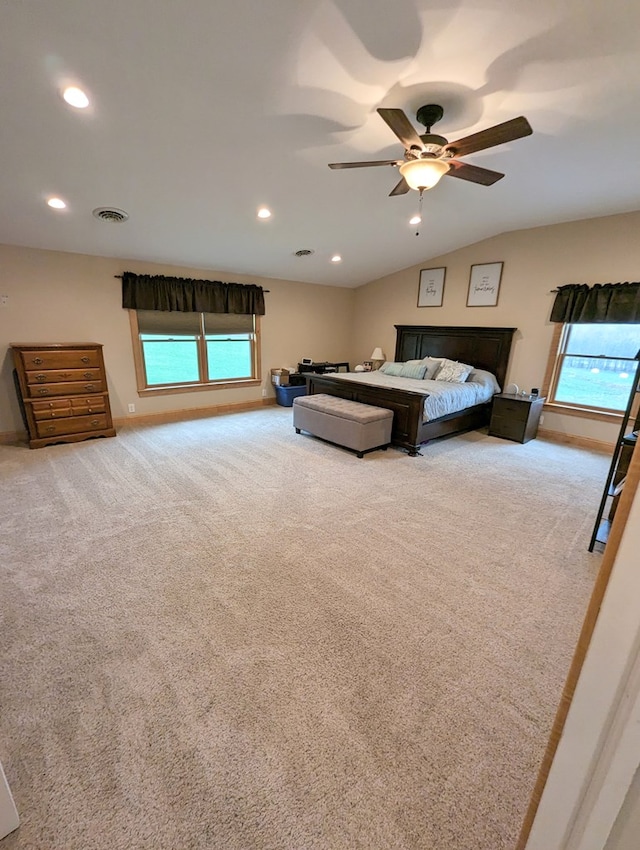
[305, 325, 516, 455]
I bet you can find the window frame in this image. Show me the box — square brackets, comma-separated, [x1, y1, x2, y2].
[542, 322, 633, 422]
[128, 310, 262, 396]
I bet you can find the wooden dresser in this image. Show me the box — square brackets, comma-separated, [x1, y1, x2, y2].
[11, 343, 116, 449]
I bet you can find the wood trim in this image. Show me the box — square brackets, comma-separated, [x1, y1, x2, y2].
[137, 379, 262, 397]
[113, 397, 276, 428]
[128, 310, 262, 395]
[537, 428, 615, 454]
[0, 430, 27, 446]
[2, 397, 276, 442]
[515, 437, 640, 850]
[129, 309, 147, 390]
[541, 323, 630, 422]
[2, 407, 614, 453]
[541, 322, 564, 399]
[542, 403, 622, 425]
[254, 315, 262, 386]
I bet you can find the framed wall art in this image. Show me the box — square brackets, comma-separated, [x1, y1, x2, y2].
[417, 267, 446, 307]
[467, 262, 503, 307]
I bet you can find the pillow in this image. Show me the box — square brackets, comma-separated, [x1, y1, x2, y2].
[435, 358, 473, 383]
[466, 368, 501, 393]
[421, 357, 443, 380]
[400, 360, 428, 380]
[379, 361, 404, 376]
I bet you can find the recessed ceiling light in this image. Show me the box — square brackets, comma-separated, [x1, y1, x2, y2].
[331, 255, 342, 263]
[47, 197, 67, 209]
[257, 207, 271, 219]
[409, 215, 421, 225]
[62, 86, 89, 109]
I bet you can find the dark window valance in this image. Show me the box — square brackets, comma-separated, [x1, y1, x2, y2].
[121, 272, 265, 315]
[550, 282, 640, 324]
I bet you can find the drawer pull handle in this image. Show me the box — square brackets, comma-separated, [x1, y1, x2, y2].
[37, 388, 50, 395]
[32, 357, 43, 365]
[81, 356, 90, 364]
[90, 419, 100, 426]
[84, 384, 95, 391]
[83, 372, 93, 379]
[45, 425, 55, 433]
[35, 373, 47, 382]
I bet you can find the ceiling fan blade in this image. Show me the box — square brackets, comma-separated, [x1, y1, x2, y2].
[445, 116, 532, 158]
[445, 160, 504, 186]
[389, 177, 410, 196]
[377, 108, 424, 150]
[328, 159, 400, 169]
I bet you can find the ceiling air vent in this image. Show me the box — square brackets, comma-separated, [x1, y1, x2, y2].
[92, 207, 129, 223]
[293, 249, 314, 257]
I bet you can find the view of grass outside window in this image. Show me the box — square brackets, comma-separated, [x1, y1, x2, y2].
[136, 310, 256, 388]
[552, 323, 640, 412]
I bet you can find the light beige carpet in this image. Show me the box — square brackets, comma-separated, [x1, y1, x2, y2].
[0, 408, 608, 849]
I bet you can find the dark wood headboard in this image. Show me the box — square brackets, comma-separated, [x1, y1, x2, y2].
[394, 325, 516, 391]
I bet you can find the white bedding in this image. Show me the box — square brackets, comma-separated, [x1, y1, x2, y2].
[315, 370, 500, 422]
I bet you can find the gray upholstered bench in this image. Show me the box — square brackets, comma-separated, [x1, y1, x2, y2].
[292, 393, 393, 458]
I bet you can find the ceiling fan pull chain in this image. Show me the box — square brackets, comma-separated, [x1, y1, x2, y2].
[415, 189, 424, 236]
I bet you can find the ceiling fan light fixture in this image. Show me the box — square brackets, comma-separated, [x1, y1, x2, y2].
[399, 158, 450, 191]
[62, 86, 89, 109]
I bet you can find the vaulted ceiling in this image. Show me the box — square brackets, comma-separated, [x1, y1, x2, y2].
[1, 0, 639, 287]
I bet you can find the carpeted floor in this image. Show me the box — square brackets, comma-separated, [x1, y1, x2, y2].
[0, 407, 608, 849]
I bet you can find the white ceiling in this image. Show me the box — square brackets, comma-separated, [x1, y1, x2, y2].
[2, 0, 640, 288]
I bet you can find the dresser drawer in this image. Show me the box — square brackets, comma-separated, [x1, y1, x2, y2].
[25, 368, 101, 385]
[70, 396, 106, 414]
[489, 416, 526, 441]
[27, 380, 105, 399]
[35, 413, 109, 439]
[32, 399, 73, 420]
[32, 396, 107, 419]
[18, 349, 101, 371]
[492, 397, 530, 422]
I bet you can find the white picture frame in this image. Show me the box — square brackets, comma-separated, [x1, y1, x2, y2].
[467, 262, 503, 307]
[417, 267, 446, 307]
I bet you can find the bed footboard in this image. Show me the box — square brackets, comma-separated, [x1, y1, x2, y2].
[305, 374, 425, 455]
[305, 375, 492, 455]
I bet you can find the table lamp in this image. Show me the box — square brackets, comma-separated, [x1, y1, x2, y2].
[370, 347, 385, 369]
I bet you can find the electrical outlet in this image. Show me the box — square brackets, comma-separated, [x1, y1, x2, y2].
[0, 294, 8, 307]
[261, 388, 267, 397]
[539, 414, 544, 424]
[127, 403, 136, 413]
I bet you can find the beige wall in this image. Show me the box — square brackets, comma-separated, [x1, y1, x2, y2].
[352, 210, 640, 445]
[3, 210, 639, 441]
[0, 245, 354, 434]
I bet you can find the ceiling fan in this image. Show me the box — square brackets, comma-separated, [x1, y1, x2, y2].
[328, 104, 532, 196]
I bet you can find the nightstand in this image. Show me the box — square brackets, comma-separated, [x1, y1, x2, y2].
[489, 393, 545, 443]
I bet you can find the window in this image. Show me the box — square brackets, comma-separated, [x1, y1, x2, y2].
[131, 310, 260, 393]
[549, 323, 640, 413]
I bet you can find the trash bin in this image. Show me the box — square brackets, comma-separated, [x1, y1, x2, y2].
[275, 384, 307, 406]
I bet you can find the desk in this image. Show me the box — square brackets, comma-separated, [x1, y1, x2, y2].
[298, 361, 350, 374]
